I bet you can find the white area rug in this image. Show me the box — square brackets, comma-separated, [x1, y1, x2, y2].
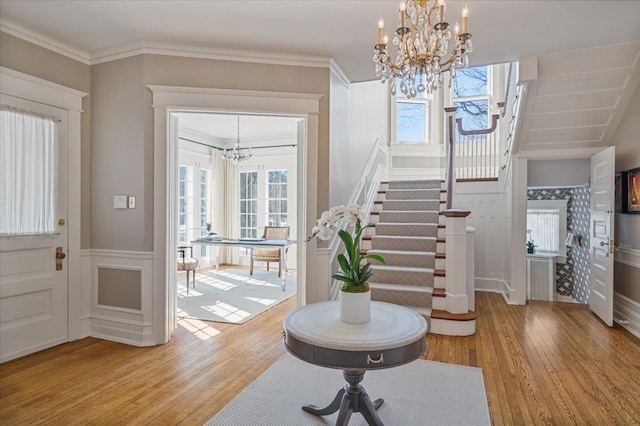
[205, 353, 491, 426]
[177, 269, 296, 324]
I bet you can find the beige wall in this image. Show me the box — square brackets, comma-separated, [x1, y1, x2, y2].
[142, 54, 330, 250]
[0, 33, 92, 249]
[88, 54, 330, 252]
[612, 85, 640, 303]
[91, 56, 146, 250]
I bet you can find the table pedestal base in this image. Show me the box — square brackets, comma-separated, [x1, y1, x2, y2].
[302, 370, 384, 426]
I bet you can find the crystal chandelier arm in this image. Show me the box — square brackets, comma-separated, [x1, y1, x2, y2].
[426, 1, 440, 29]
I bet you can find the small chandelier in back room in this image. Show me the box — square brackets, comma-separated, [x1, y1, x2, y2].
[374, 0, 473, 99]
[222, 116, 253, 165]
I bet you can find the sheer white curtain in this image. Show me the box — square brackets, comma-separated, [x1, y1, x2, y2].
[527, 209, 560, 253]
[0, 106, 58, 237]
[211, 150, 239, 264]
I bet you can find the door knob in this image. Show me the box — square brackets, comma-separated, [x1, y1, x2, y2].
[599, 241, 609, 247]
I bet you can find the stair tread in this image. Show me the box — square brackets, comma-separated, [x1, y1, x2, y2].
[435, 253, 446, 259]
[375, 222, 441, 226]
[370, 264, 435, 273]
[369, 283, 434, 293]
[433, 288, 445, 297]
[371, 235, 437, 240]
[434, 269, 446, 277]
[431, 309, 478, 321]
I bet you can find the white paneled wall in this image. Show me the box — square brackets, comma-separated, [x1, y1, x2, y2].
[453, 181, 507, 292]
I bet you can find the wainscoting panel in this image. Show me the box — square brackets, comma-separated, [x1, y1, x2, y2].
[455, 183, 505, 292]
[614, 292, 640, 339]
[84, 250, 155, 346]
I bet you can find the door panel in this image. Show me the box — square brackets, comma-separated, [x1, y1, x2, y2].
[0, 96, 68, 362]
[589, 147, 614, 327]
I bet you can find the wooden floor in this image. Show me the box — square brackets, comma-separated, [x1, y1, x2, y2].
[1, 292, 639, 425]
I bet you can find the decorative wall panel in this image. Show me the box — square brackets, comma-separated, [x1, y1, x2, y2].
[571, 183, 591, 303]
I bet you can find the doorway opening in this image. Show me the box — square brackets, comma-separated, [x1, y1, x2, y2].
[174, 112, 300, 325]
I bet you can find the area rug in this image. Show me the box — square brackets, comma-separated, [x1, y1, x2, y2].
[205, 353, 491, 426]
[177, 269, 296, 324]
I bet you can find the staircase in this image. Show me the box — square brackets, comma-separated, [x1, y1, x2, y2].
[362, 179, 477, 335]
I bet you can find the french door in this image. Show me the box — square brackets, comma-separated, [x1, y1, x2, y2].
[178, 160, 212, 267]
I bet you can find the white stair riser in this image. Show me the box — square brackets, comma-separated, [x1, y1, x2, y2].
[435, 276, 445, 289]
[437, 242, 445, 252]
[430, 318, 476, 336]
[433, 296, 446, 310]
[436, 259, 445, 269]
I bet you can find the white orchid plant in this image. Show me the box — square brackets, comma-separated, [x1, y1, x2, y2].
[307, 205, 385, 293]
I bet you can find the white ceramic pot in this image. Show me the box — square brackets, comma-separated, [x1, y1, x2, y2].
[339, 289, 371, 324]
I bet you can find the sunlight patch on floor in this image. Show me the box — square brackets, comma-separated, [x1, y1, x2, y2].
[202, 301, 251, 323]
[177, 316, 221, 340]
[245, 296, 278, 306]
[216, 271, 279, 288]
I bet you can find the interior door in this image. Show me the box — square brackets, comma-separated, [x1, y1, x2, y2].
[589, 147, 615, 326]
[0, 95, 69, 362]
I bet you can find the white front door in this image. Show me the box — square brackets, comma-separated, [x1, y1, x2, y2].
[589, 147, 615, 327]
[0, 96, 69, 362]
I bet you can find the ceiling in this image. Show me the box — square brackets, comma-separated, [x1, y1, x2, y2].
[177, 113, 300, 148]
[1, 1, 640, 82]
[514, 41, 640, 159]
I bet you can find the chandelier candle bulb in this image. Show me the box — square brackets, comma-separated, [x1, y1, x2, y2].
[378, 15, 384, 44]
[438, 0, 446, 23]
[400, 1, 406, 27]
[461, 3, 469, 33]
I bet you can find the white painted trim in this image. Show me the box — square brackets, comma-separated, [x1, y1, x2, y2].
[614, 292, 640, 339]
[0, 15, 91, 65]
[615, 247, 640, 269]
[0, 67, 87, 111]
[0, 67, 87, 346]
[91, 40, 332, 68]
[475, 278, 500, 292]
[150, 86, 320, 344]
[83, 249, 154, 260]
[329, 58, 350, 88]
[517, 147, 604, 160]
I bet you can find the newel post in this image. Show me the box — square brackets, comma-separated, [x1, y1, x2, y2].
[443, 107, 458, 210]
[443, 209, 471, 314]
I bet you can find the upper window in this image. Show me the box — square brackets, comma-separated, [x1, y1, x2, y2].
[266, 169, 288, 227]
[395, 79, 430, 144]
[453, 66, 490, 136]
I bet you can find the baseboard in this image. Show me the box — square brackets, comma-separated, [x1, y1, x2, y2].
[90, 315, 156, 347]
[556, 294, 579, 304]
[475, 278, 500, 292]
[614, 292, 640, 340]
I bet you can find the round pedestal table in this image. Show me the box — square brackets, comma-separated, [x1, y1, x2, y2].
[283, 301, 427, 426]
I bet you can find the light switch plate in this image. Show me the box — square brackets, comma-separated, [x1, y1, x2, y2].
[114, 195, 128, 209]
[128, 196, 136, 209]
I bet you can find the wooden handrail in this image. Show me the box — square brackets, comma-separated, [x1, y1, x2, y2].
[456, 114, 500, 136]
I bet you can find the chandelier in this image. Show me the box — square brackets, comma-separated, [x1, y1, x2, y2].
[374, 0, 473, 99]
[223, 116, 252, 165]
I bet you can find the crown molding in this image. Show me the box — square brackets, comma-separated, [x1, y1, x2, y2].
[91, 40, 332, 68]
[1, 15, 334, 69]
[0, 15, 91, 65]
[330, 58, 351, 88]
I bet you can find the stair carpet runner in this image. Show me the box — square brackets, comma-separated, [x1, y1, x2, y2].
[368, 180, 443, 330]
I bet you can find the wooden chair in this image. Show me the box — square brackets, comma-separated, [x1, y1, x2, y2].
[250, 226, 290, 277]
[177, 246, 198, 294]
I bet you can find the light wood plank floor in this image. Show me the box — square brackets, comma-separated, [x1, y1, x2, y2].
[1, 292, 639, 425]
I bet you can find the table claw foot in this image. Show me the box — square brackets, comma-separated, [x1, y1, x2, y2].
[302, 388, 345, 415]
[359, 392, 385, 426]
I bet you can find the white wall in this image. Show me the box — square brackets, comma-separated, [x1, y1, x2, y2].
[528, 158, 591, 187]
[329, 76, 389, 207]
